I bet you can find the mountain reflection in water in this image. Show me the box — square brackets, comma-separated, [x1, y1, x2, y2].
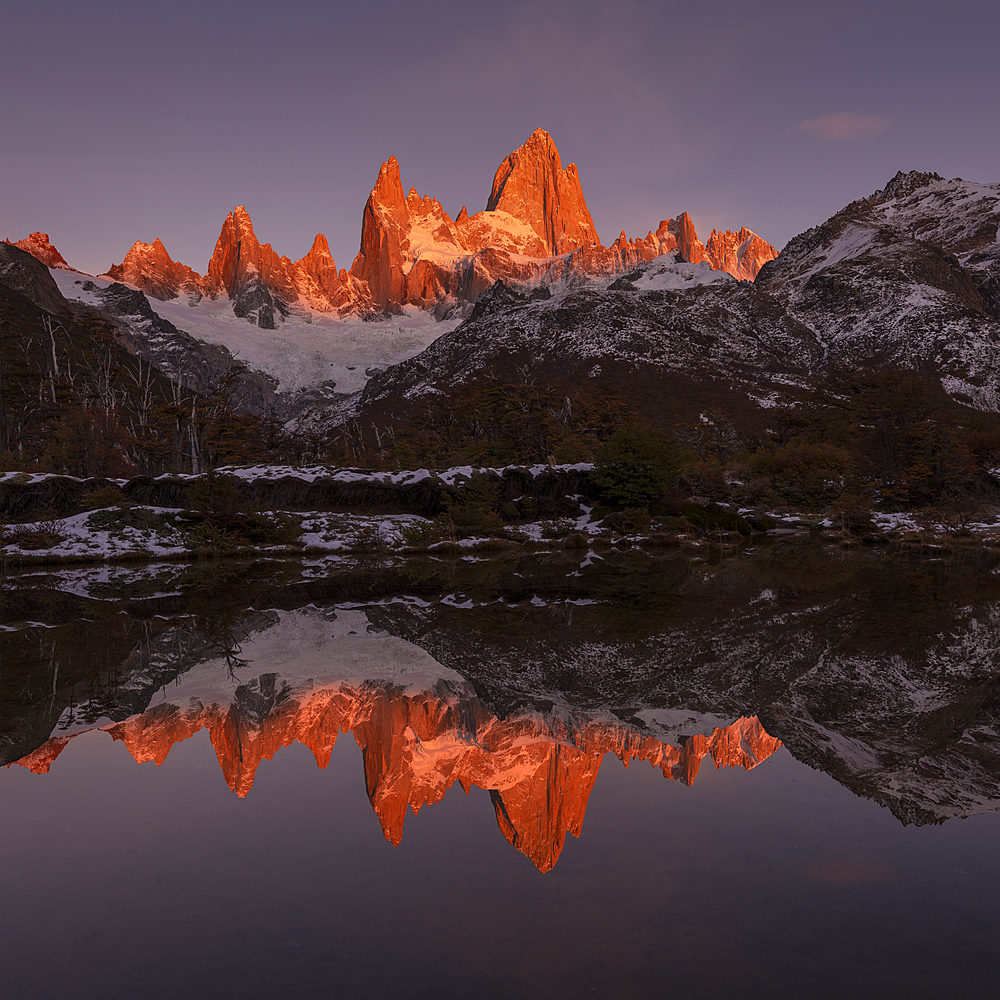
[3, 542, 1000, 865]
[15, 665, 779, 872]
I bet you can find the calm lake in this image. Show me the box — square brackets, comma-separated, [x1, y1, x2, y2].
[2, 543, 999, 998]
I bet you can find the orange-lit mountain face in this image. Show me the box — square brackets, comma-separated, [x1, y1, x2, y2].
[348, 128, 776, 314]
[15, 678, 780, 873]
[4, 232, 72, 271]
[14, 129, 775, 322]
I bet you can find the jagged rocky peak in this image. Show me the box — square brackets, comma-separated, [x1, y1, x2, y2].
[370, 156, 409, 224]
[351, 158, 411, 312]
[665, 212, 705, 263]
[205, 205, 263, 298]
[5, 232, 72, 270]
[105, 238, 206, 302]
[871, 169, 945, 203]
[0, 241, 69, 313]
[203, 206, 293, 329]
[486, 127, 600, 254]
[81, 129, 780, 323]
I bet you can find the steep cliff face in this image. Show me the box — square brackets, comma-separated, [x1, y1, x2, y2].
[5, 232, 73, 270]
[102, 216, 373, 324]
[752, 170, 1000, 405]
[486, 128, 600, 254]
[350, 158, 411, 312]
[0, 241, 70, 314]
[346, 134, 776, 315]
[87, 130, 775, 323]
[705, 227, 778, 281]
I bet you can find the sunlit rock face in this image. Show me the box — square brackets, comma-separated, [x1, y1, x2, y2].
[105, 238, 206, 301]
[83, 129, 776, 321]
[349, 129, 777, 314]
[486, 127, 601, 255]
[102, 209, 373, 324]
[5, 232, 73, 270]
[17, 675, 779, 872]
[705, 227, 778, 281]
[202, 206, 373, 325]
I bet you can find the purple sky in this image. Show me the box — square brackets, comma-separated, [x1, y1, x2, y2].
[3, 0, 998, 276]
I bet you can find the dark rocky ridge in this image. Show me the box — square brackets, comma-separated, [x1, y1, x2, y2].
[0, 242, 69, 315]
[84, 281, 279, 411]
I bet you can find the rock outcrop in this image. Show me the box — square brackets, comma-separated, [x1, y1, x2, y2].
[348, 131, 777, 314]
[705, 227, 778, 282]
[202, 206, 372, 325]
[88, 130, 778, 321]
[750, 170, 1000, 405]
[0, 242, 69, 314]
[102, 209, 373, 326]
[5, 232, 73, 270]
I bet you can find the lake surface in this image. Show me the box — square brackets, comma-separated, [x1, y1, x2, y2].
[2, 543, 999, 998]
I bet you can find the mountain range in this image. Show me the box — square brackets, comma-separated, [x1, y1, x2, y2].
[353, 167, 1000, 433]
[3, 130, 1000, 442]
[7, 128, 776, 328]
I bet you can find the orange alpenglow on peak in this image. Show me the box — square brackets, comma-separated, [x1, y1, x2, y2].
[705, 227, 779, 282]
[100, 207, 368, 321]
[486, 127, 601, 254]
[5, 232, 73, 270]
[105, 237, 206, 301]
[347, 129, 778, 313]
[17, 681, 782, 873]
[99, 128, 778, 319]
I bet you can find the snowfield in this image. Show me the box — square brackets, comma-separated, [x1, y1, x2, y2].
[50, 268, 458, 395]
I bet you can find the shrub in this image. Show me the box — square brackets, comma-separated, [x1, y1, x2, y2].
[750, 441, 852, 508]
[186, 471, 249, 517]
[601, 508, 653, 535]
[81, 485, 129, 511]
[683, 502, 751, 536]
[442, 472, 504, 534]
[6, 528, 65, 550]
[400, 520, 446, 546]
[179, 511, 301, 550]
[541, 519, 576, 539]
[590, 423, 681, 509]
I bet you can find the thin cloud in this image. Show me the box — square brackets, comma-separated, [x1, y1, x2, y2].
[793, 113, 893, 141]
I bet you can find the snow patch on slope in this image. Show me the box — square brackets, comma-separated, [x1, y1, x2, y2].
[51, 268, 457, 394]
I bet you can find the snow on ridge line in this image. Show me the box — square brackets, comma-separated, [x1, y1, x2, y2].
[0, 463, 594, 488]
[211, 463, 594, 484]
